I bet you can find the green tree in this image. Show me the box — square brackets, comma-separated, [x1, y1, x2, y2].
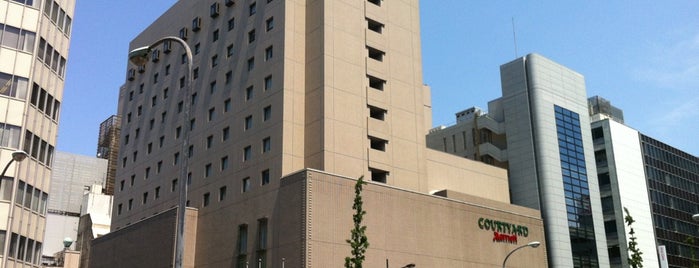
[345, 176, 369, 268]
[624, 207, 643, 268]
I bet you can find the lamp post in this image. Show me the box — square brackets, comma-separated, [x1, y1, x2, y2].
[0, 150, 28, 266]
[0, 150, 28, 179]
[128, 36, 193, 268]
[693, 214, 699, 222]
[502, 241, 540, 268]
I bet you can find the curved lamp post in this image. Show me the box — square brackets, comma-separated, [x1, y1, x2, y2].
[0, 150, 28, 179]
[693, 214, 699, 222]
[502, 241, 540, 268]
[128, 36, 192, 268]
[0, 150, 28, 264]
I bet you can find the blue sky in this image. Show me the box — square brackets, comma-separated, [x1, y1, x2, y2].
[58, 1, 699, 156]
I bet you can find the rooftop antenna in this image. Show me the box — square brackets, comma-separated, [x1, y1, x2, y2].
[511, 17, 518, 58]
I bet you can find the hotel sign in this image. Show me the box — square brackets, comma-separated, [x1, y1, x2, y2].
[478, 217, 529, 244]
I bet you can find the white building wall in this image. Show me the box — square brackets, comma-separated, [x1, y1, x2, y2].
[606, 119, 659, 267]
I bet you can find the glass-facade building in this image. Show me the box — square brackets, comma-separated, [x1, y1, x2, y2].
[555, 105, 598, 266]
[642, 134, 699, 267]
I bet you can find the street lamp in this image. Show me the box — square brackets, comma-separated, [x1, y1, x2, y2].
[128, 36, 193, 268]
[0, 150, 28, 179]
[502, 241, 540, 268]
[693, 214, 699, 222]
[0, 150, 28, 264]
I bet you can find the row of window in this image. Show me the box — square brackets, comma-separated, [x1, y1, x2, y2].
[11, 0, 40, 8]
[0, 23, 36, 53]
[42, 0, 72, 36]
[0, 123, 22, 149]
[117, 167, 271, 216]
[23, 130, 55, 166]
[0, 71, 29, 99]
[15, 180, 48, 214]
[37, 37, 68, 78]
[0, 231, 43, 265]
[30, 83, 61, 121]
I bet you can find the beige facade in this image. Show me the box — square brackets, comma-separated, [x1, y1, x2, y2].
[0, 0, 74, 267]
[93, 169, 546, 267]
[103, 0, 546, 267]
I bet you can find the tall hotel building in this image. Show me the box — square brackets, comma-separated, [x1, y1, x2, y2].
[93, 0, 550, 267]
[0, 0, 74, 267]
[428, 54, 610, 267]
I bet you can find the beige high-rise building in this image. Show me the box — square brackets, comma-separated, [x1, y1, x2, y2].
[94, 1, 549, 267]
[0, 0, 75, 267]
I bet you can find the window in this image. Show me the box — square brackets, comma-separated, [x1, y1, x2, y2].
[367, 46, 384, 61]
[224, 98, 232, 112]
[0, 23, 36, 53]
[248, 29, 256, 43]
[370, 168, 388, 183]
[205, 163, 212, 178]
[190, 118, 196, 131]
[147, 142, 153, 154]
[159, 136, 165, 148]
[219, 186, 227, 201]
[128, 199, 133, 210]
[181, 53, 188, 64]
[226, 0, 235, 7]
[194, 43, 200, 55]
[193, 67, 199, 79]
[210, 3, 220, 17]
[165, 65, 171, 75]
[249, 2, 257, 16]
[188, 145, 194, 158]
[132, 151, 138, 162]
[145, 167, 151, 179]
[207, 135, 214, 149]
[243, 146, 252, 161]
[237, 223, 248, 268]
[142, 192, 148, 204]
[211, 55, 219, 67]
[262, 137, 271, 153]
[367, 0, 381, 6]
[222, 127, 230, 141]
[163, 40, 172, 53]
[203, 192, 211, 207]
[161, 111, 167, 123]
[171, 179, 178, 192]
[368, 105, 386, 120]
[265, 46, 273, 61]
[369, 136, 387, 151]
[137, 105, 142, 116]
[117, 204, 122, 215]
[151, 49, 160, 62]
[155, 187, 160, 199]
[178, 101, 184, 112]
[256, 218, 268, 267]
[221, 156, 229, 170]
[176, 126, 182, 139]
[264, 76, 272, 90]
[228, 18, 235, 31]
[157, 161, 163, 173]
[213, 29, 219, 42]
[192, 17, 202, 32]
[245, 115, 253, 130]
[227, 44, 234, 58]
[191, 92, 198, 105]
[368, 75, 385, 90]
[0, 123, 22, 149]
[247, 57, 255, 71]
[152, 96, 157, 107]
[246, 86, 254, 100]
[367, 18, 383, 33]
[179, 27, 188, 40]
[261, 169, 270, 185]
[174, 152, 180, 165]
[225, 71, 233, 84]
[206, 84, 215, 97]
[266, 17, 274, 31]
[242, 178, 251, 192]
[259, 107, 271, 123]
[120, 180, 125, 191]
